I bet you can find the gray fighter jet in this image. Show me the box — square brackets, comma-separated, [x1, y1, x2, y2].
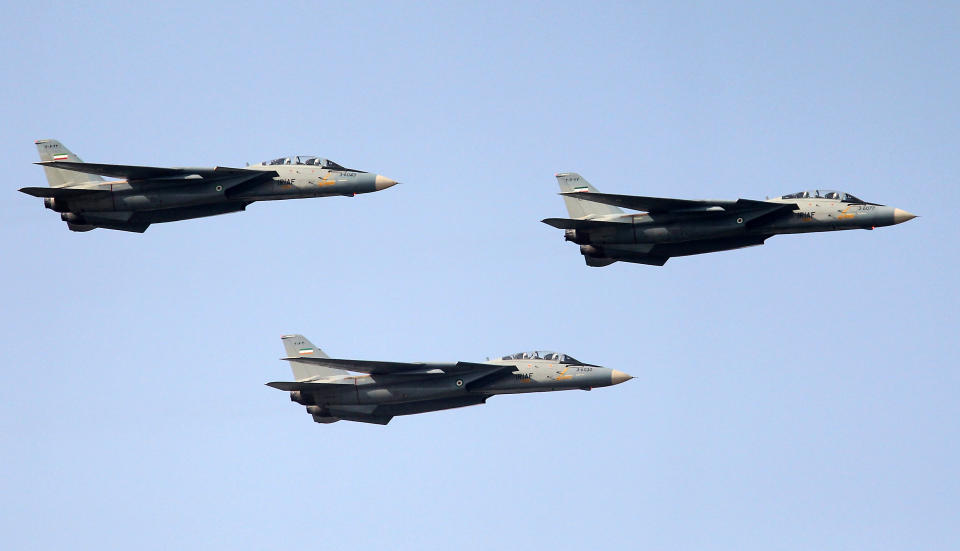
[21, 139, 399, 232]
[543, 173, 917, 266]
[267, 335, 633, 425]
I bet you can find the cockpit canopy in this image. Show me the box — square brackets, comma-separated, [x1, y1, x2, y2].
[780, 190, 867, 203]
[500, 351, 584, 364]
[261, 156, 363, 172]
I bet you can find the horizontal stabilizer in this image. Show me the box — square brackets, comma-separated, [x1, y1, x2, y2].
[266, 381, 346, 391]
[19, 186, 108, 198]
[541, 217, 625, 230]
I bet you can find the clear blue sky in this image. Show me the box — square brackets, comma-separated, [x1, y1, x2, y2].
[2, 2, 957, 550]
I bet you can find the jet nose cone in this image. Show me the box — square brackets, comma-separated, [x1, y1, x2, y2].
[610, 370, 634, 385]
[374, 174, 399, 191]
[893, 208, 917, 224]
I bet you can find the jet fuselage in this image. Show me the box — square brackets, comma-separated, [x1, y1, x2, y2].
[25, 141, 398, 232]
[270, 341, 632, 425]
[545, 174, 917, 266]
[568, 198, 909, 246]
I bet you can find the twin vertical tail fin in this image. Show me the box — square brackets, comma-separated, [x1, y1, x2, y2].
[281, 334, 349, 380]
[35, 139, 104, 188]
[555, 173, 623, 218]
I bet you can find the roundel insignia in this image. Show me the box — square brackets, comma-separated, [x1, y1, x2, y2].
[456, 379, 464, 387]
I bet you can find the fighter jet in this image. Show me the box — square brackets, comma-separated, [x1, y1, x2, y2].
[543, 173, 917, 266]
[267, 335, 633, 425]
[21, 139, 399, 232]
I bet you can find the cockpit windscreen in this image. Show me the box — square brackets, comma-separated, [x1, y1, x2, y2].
[499, 351, 584, 365]
[262, 156, 363, 172]
[779, 190, 867, 203]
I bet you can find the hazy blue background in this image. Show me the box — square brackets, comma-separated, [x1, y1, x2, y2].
[2, 2, 957, 549]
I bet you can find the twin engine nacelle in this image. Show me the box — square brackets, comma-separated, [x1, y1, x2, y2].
[58, 212, 95, 232]
[44, 197, 69, 212]
[564, 229, 590, 245]
[290, 391, 316, 406]
[579, 244, 603, 257]
[304, 405, 339, 423]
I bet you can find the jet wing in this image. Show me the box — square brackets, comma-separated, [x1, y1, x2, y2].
[35, 161, 277, 182]
[559, 192, 782, 214]
[281, 357, 502, 375]
[281, 357, 431, 374]
[36, 161, 201, 180]
[267, 365, 517, 390]
[559, 191, 733, 213]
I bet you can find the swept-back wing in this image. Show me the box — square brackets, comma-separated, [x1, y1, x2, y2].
[280, 357, 431, 374]
[267, 364, 516, 390]
[280, 357, 509, 375]
[35, 161, 277, 182]
[36, 161, 201, 180]
[560, 192, 790, 214]
[559, 191, 737, 213]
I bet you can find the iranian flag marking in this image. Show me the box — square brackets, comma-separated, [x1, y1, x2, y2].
[52, 154, 69, 161]
[298, 348, 314, 355]
[573, 186, 589, 192]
